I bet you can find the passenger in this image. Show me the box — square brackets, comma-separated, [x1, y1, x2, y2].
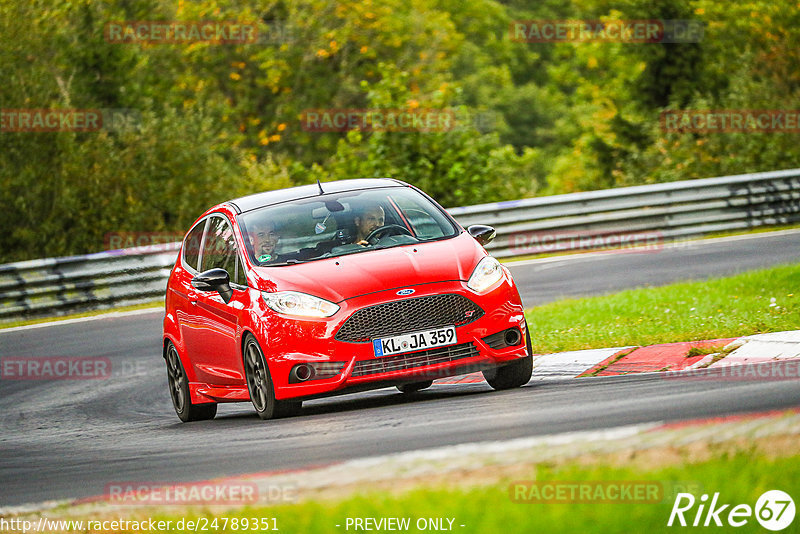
[249, 220, 281, 263]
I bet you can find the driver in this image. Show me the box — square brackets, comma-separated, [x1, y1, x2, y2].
[249, 219, 281, 263]
[353, 205, 385, 246]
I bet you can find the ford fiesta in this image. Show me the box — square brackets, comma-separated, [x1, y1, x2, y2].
[163, 179, 532, 422]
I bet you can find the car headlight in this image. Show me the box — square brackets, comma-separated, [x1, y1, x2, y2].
[467, 256, 504, 293]
[261, 291, 340, 318]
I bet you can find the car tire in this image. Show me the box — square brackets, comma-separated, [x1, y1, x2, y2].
[166, 341, 217, 422]
[483, 326, 533, 390]
[396, 380, 434, 393]
[243, 335, 301, 420]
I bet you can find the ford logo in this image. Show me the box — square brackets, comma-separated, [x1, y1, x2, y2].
[396, 288, 415, 296]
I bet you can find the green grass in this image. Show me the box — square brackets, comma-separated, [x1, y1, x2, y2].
[134, 450, 800, 534]
[685, 345, 724, 357]
[525, 263, 799, 354]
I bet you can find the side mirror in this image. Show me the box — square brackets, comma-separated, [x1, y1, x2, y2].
[191, 268, 233, 304]
[467, 225, 496, 246]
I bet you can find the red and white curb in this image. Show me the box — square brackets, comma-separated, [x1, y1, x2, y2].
[435, 330, 800, 384]
[691, 330, 800, 369]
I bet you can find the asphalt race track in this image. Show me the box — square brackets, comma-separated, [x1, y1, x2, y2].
[2, 231, 800, 507]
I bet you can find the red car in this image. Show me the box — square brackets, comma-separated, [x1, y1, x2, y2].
[163, 179, 532, 422]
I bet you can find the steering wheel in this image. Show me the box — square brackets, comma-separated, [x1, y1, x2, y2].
[364, 224, 412, 245]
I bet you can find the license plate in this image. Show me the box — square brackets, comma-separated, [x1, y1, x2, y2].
[373, 326, 457, 357]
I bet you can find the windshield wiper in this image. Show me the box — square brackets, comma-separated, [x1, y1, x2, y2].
[264, 258, 307, 266]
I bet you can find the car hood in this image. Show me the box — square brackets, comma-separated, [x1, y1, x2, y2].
[253, 233, 486, 302]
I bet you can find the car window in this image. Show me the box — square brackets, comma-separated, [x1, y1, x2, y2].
[391, 193, 453, 239]
[232, 254, 247, 286]
[239, 187, 458, 266]
[182, 220, 206, 271]
[201, 215, 240, 281]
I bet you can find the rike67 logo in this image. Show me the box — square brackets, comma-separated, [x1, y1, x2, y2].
[668, 490, 795, 531]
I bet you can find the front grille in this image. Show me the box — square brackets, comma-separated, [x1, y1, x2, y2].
[335, 294, 484, 343]
[352, 342, 479, 377]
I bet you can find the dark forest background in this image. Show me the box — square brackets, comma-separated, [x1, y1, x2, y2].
[1, 0, 797, 261]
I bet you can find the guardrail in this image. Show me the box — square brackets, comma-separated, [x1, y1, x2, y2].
[451, 168, 800, 258]
[0, 244, 179, 321]
[1, 168, 799, 321]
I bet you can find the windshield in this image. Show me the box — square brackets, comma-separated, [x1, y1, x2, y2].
[238, 187, 459, 266]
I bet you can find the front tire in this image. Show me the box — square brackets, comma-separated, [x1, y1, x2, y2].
[166, 342, 217, 422]
[243, 335, 301, 420]
[483, 327, 533, 390]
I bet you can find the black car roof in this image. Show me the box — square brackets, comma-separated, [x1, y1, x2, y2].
[227, 178, 407, 213]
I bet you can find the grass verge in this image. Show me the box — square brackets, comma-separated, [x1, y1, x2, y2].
[524, 263, 799, 354]
[27, 415, 800, 533]
[126, 442, 799, 533]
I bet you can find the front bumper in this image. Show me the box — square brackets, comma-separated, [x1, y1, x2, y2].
[264, 277, 528, 401]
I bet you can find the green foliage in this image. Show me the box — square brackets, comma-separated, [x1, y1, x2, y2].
[307, 63, 539, 206]
[1, 0, 799, 260]
[540, 0, 800, 193]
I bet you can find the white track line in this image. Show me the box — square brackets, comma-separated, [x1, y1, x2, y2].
[0, 307, 163, 334]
